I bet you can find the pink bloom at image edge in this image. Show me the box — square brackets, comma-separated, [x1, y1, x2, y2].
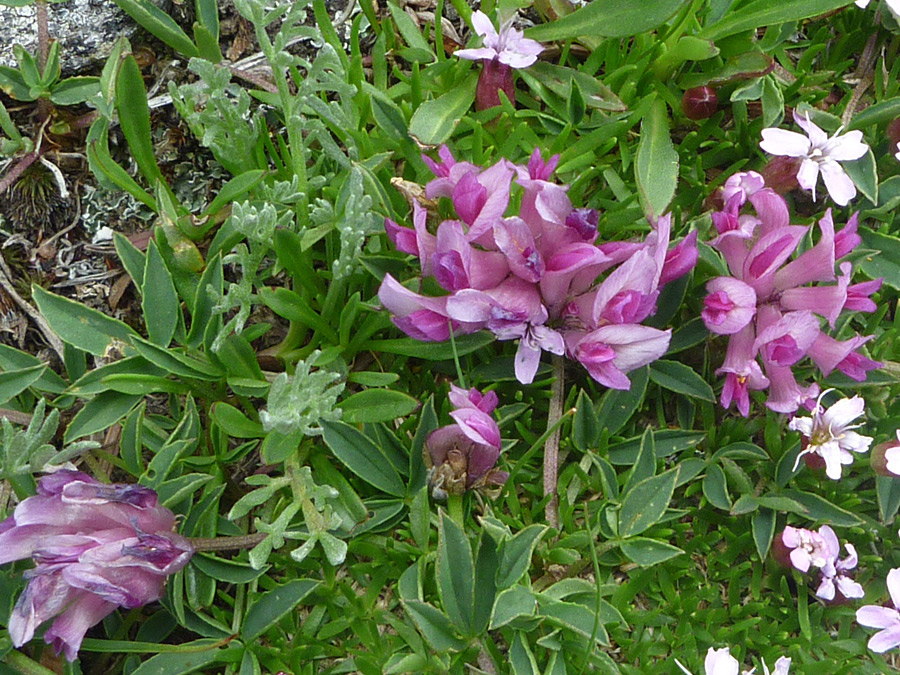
[0, 471, 193, 660]
[759, 112, 868, 206]
[857, 568, 900, 653]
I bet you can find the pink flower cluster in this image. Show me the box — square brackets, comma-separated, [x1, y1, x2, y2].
[425, 385, 507, 497]
[858, 568, 900, 653]
[702, 171, 882, 415]
[773, 525, 863, 603]
[379, 147, 697, 387]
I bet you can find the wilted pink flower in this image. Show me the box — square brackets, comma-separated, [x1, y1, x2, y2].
[857, 568, 900, 653]
[759, 112, 868, 206]
[426, 386, 506, 497]
[815, 526, 864, 602]
[0, 471, 192, 660]
[789, 390, 872, 480]
[871, 431, 900, 477]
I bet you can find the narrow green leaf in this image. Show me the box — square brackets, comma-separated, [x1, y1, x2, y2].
[338, 389, 418, 423]
[200, 171, 266, 219]
[32, 285, 138, 356]
[408, 75, 477, 146]
[114, 231, 147, 288]
[110, 0, 200, 57]
[116, 55, 164, 186]
[363, 332, 494, 360]
[0, 364, 46, 404]
[241, 579, 319, 640]
[64, 392, 142, 442]
[321, 421, 407, 497]
[86, 136, 157, 210]
[751, 507, 776, 560]
[473, 532, 499, 634]
[192, 554, 268, 584]
[387, 2, 435, 58]
[50, 76, 100, 105]
[527, 0, 685, 39]
[572, 389, 600, 452]
[210, 402, 265, 439]
[649, 359, 715, 401]
[843, 149, 878, 204]
[142, 241, 180, 346]
[510, 632, 539, 675]
[129, 642, 241, 675]
[624, 427, 657, 493]
[848, 97, 900, 130]
[497, 524, 548, 590]
[781, 489, 862, 526]
[489, 586, 536, 629]
[596, 365, 648, 436]
[698, 0, 852, 41]
[437, 511, 475, 635]
[619, 468, 679, 537]
[635, 98, 678, 219]
[702, 463, 731, 510]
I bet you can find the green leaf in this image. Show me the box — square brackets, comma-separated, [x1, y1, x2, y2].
[0, 65, 32, 100]
[101, 374, 189, 396]
[473, 532, 498, 634]
[321, 421, 407, 497]
[192, 554, 269, 585]
[848, 96, 900, 130]
[859, 228, 900, 290]
[437, 511, 475, 635]
[86, 131, 156, 210]
[387, 2, 435, 58]
[596, 365, 649, 436]
[363, 332, 495, 360]
[408, 75, 477, 146]
[843, 149, 878, 204]
[497, 524, 548, 590]
[338, 389, 418, 424]
[50, 76, 100, 105]
[490, 586, 537, 629]
[210, 402, 265, 439]
[32, 285, 138, 356]
[572, 389, 600, 452]
[116, 55, 164, 186]
[110, 0, 200, 57]
[142, 241, 180, 346]
[131, 337, 224, 381]
[619, 537, 684, 566]
[241, 579, 319, 641]
[702, 463, 731, 510]
[114, 231, 147, 288]
[510, 632, 540, 675]
[876, 476, 900, 524]
[619, 468, 679, 537]
[200, 170, 266, 219]
[129, 642, 241, 675]
[0, 364, 46, 404]
[0, 344, 65, 394]
[712, 442, 769, 461]
[64, 392, 142, 442]
[537, 597, 609, 645]
[635, 98, 678, 221]
[624, 427, 657, 493]
[608, 429, 706, 465]
[527, 0, 686, 39]
[698, 0, 853, 41]
[649, 359, 714, 401]
[751, 507, 776, 560]
[781, 489, 862, 527]
[402, 600, 467, 651]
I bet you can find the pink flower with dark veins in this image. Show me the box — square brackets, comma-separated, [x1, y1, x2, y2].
[455, 11, 543, 68]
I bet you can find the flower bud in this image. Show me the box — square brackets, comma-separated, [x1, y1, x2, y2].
[475, 58, 515, 111]
[887, 118, 900, 150]
[871, 432, 900, 477]
[682, 86, 718, 120]
[761, 155, 801, 195]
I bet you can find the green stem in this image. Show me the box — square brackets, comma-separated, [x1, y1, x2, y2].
[189, 533, 267, 552]
[2, 650, 57, 675]
[544, 354, 565, 529]
[447, 494, 464, 526]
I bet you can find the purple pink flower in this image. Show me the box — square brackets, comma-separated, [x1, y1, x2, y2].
[857, 568, 900, 653]
[702, 173, 881, 415]
[0, 471, 192, 660]
[379, 148, 697, 387]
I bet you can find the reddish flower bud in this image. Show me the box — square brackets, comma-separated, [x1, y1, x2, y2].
[872, 432, 900, 478]
[475, 58, 516, 111]
[761, 155, 801, 195]
[887, 118, 900, 150]
[682, 86, 718, 120]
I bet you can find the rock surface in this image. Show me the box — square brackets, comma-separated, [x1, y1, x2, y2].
[0, 0, 164, 73]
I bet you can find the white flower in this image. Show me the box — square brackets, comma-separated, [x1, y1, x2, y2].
[759, 112, 868, 206]
[895, 141, 900, 163]
[789, 389, 872, 479]
[675, 648, 790, 675]
[455, 11, 543, 68]
[856, 0, 900, 18]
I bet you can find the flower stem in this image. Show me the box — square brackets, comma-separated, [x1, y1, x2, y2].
[189, 533, 267, 552]
[544, 354, 565, 529]
[2, 650, 57, 675]
[447, 494, 464, 527]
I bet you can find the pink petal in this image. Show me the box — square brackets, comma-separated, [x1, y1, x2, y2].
[819, 160, 856, 206]
[760, 129, 811, 157]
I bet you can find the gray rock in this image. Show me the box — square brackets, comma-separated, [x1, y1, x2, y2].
[0, 0, 166, 73]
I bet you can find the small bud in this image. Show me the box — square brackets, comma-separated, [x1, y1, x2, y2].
[682, 86, 718, 120]
[761, 155, 801, 195]
[872, 432, 900, 477]
[887, 118, 900, 150]
[475, 58, 516, 111]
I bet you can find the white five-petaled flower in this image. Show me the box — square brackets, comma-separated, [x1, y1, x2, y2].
[759, 112, 868, 206]
[789, 389, 872, 480]
[454, 10, 544, 68]
[675, 647, 791, 675]
[895, 141, 900, 163]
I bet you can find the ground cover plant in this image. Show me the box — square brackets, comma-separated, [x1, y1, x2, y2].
[0, 0, 899, 673]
